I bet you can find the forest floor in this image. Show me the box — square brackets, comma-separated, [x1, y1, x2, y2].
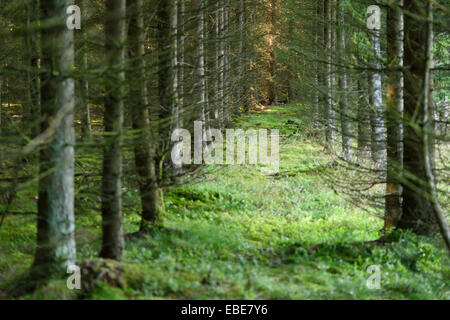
[0, 104, 448, 299]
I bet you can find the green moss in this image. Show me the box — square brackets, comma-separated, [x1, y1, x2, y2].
[89, 282, 127, 300]
[24, 280, 78, 300]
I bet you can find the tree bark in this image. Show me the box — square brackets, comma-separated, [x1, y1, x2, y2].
[100, 0, 126, 260]
[157, 0, 171, 118]
[196, 0, 207, 125]
[177, 0, 185, 114]
[79, 0, 91, 139]
[218, 0, 225, 126]
[171, 0, 179, 121]
[238, 0, 244, 112]
[25, 0, 41, 139]
[384, 0, 403, 230]
[398, 0, 438, 236]
[357, 74, 371, 159]
[369, 25, 386, 166]
[324, 0, 335, 148]
[128, 0, 164, 232]
[427, 18, 435, 173]
[223, 0, 231, 122]
[172, 0, 184, 179]
[267, 0, 276, 105]
[313, 1, 322, 128]
[253, 1, 258, 104]
[214, 0, 221, 120]
[33, 0, 76, 273]
[422, 2, 450, 251]
[337, 0, 351, 160]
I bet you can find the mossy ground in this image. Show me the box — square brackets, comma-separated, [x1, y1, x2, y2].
[0, 104, 448, 299]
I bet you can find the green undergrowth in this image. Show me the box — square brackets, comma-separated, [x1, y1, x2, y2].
[0, 104, 448, 300]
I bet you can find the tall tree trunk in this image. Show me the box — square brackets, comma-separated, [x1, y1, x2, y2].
[151, 0, 174, 224]
[196, 0, 207, 125]
[313, 1, 322, 128]
[319, 0, 327, 130]
[324, 0, 335, 148]
[172, 0, 184, 179]
[240, 0, 250, 113]
[369, 24, 385, 166]
[223, 0, 231, 123]
[238, 0, 244, 112]
[33, 0, 76, 273]
[267, 0, 276, 105]
[427, 19, 435, 173]
[423, 2, 450, 251]
[100, 0, 126, 260]
[177, 0, 185, 114]
[79, 0, 91, 139]
[214, 0, 220, 120]
[422, 2, 450, 251]
[331, 0, 337, 141]
[218, 0, 225, 126]
[252, 1, 258, 104]
[357, 74, 371, 159]
[23, 4, 32, 134]
[128, 0, 163, 232]
[398, 0, 437, 236]
[384, 0, 403, 230]
[25, 0, 41, 139]
[158, 0, 171, 118]
[171, 0, 179, 121]
[337, 0, 351, 160]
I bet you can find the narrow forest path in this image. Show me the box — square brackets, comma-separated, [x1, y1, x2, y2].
[1, 104, 447, 299]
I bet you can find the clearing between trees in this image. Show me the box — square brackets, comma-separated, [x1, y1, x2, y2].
[1, 104, 447, 299]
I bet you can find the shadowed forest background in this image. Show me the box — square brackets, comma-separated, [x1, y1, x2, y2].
[0, 0, 449, 299]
